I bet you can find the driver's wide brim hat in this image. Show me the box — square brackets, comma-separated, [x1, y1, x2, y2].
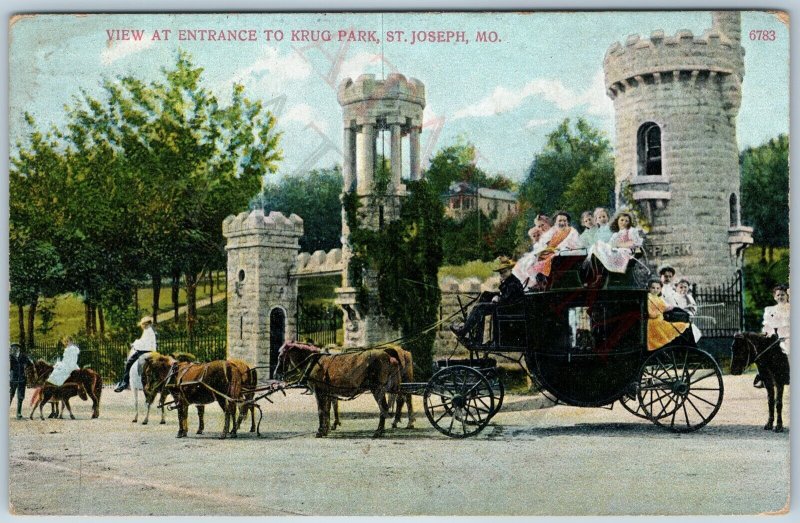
[492, 257, 516, 272]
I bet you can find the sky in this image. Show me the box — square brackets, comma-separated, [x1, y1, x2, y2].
[8, 11, 789, 183]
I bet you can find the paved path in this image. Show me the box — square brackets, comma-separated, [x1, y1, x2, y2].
[7, 374, 790, 516]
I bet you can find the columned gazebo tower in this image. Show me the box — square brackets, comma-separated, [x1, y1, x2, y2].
[335, 73, 426, 347]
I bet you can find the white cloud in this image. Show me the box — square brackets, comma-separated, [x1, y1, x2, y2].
[452, 69, 613, 120]
[281, 103, 329, 133]
[525, 118, 552, 129]
[337, 52, 385, 83]
[100, 39, 154, 65]
[230, 47, 312, 87]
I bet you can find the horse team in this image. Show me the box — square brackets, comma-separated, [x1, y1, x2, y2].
[20, 332, 787, 437]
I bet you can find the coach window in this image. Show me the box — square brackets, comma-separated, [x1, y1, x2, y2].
[637, 122, 662, 176]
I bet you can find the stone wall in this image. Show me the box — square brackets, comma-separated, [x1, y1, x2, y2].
[434, 275, 501, 356]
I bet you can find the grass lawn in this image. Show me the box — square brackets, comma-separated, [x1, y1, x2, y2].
[439, 260, 495, 282]
[9, 272, 226, 344]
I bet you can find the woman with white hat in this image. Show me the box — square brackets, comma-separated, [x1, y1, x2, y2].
[114, 316, 157, 392]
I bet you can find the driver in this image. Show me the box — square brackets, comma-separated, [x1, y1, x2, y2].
[450, 256, 524, 347]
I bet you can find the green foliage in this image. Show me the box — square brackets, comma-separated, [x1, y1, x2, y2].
[439, 260, 496, 281]
[520, 118, 615, 217]
[344, 181, 444, 377]
[9, 50, 281, 339]
[425, 138, 514, 196]
[441, 211, 492, 264]
[740, 134, 789, 249]
[743, 250, 789, 331]
[252, 166, 343, 253]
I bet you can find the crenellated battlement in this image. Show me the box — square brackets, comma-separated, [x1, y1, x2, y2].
[292, 248, 344, 277]
[604, 28, 743, 95]
[222, 209, 304, 239]
[337, 73, 426, 109]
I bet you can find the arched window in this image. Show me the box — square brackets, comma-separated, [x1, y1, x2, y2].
[729, 193, 738, 226]
[637, 122, 662, 176]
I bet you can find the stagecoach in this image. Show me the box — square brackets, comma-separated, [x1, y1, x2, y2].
[412, 252, 725, 438]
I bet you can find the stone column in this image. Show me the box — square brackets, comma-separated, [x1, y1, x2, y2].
[390, 123, 402, 188]
[409, 126, 421, 180]
[357, 122, 374, 194]
[342, 126, 355, 193]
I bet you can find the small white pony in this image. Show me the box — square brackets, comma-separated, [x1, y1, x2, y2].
[128, 349, 166, 425]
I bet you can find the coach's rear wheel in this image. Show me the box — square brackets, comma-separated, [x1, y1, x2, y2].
[424, 366, 494, 438]
[637, 345, 724, 432]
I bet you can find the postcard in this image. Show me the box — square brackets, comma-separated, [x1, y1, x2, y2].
[7, 9, 790, 517]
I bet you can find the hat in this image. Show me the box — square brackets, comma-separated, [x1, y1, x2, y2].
[492, 256, 515, 272]
[658, 265, 675, 276]
[139, 316, 154, 326]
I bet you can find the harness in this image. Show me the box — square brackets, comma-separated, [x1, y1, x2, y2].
[741, 334, 782, 369]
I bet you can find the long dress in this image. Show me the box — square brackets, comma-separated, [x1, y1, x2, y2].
[763, 303, 790, 354]
[47, 343, 80, 386]
[647, 295, 691, 351]
[588, 227, 643, 274]
[579, 228, 596, 248]
[595, 224, 613, 244]
[515, 226, 581, 281]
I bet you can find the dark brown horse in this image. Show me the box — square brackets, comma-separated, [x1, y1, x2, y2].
[25, 360, 103, 420]
[730, 332, 790, 432]
[276, 341, 402, 438]
[143, 355, 245, 439]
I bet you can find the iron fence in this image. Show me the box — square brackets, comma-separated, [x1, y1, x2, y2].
[296, 298, 342, 347]
[29, 334, 227, 384]
[692, 270, 744, 338]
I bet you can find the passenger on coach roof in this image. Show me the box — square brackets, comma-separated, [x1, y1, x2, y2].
[579, 211, 596, 248]
[526, 211, 581, 285]
[592, 207, 613, 244]
[669, 278, 697, 317]
[587, 210, 643, 274]
[514, 213, 553, 287]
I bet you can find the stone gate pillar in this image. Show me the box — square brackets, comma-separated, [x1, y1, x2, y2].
[223, 210, 303, 373]
[335, 73, 426, 347]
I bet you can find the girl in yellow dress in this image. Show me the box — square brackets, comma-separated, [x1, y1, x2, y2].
[647, 279, 691, 351]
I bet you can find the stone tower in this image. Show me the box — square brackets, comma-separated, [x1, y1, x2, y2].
[335, 73, 426, 347]
[604, 11, 753, 285]
[223, 210, 303, 377]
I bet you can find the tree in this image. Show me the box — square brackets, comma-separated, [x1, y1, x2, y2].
[740, 134, 789, 262]
[252, 166, 343, 253]
[520, 118, 615, 220]
[426, 138, 514, 196]
[9, 116, 68, 347]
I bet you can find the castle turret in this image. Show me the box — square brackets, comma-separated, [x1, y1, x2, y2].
[335, 73, 426, 347]
[223, 210, 303, 378]
[604, 11, 752, 285]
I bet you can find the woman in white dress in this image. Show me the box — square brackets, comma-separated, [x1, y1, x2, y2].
[47, 337, 80, 387]
[763, 284, 790, 355]
[587, 211, 643, 273]
[513, 214, 552, 286]
[578, 211, 596, 248]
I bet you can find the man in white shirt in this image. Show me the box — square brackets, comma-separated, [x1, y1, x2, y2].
[659, 266, 678, 305]
[114, 316, 157, 392]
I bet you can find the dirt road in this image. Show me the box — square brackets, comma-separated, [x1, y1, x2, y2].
[7, 374, 789, 516]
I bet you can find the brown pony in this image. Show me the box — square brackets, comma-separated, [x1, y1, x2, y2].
[277, 341, 402, 438]
[143, 354, 245, 439]
[328, 344, 416, 431]
[229, 358, 258, 434]
[25, 360, 103, 420]
[730, 332, 790, 432]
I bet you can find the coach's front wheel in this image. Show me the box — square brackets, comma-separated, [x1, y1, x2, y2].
[423, 366, 494, 438]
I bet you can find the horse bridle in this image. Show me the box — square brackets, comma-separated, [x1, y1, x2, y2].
[739, 335, 782, 369]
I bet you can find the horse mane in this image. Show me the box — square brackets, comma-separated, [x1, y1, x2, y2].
[280, 341, 321, 355]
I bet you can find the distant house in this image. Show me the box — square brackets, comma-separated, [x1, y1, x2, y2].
[444, 182, 518, 224]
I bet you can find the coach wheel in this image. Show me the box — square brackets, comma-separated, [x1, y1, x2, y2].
[485, 368, 505, 420]
[424, 365, 494, 438]
[637, 345, 724, 433]
[618, 383, 648, 420]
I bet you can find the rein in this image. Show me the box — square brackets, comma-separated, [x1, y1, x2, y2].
[741, 335, 782, 369]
